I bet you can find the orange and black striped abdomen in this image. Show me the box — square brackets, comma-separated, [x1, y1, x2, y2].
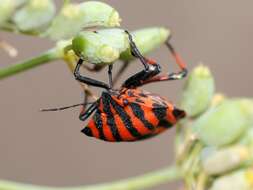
[82, 90, 185, 142]
[84, 92, 145, 141]
[132, 90, 186, 136]
[83, 95, 122, 141]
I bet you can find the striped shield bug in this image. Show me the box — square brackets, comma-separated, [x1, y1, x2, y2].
[42, 30, 187, 142]
[74, 31, 187, 142]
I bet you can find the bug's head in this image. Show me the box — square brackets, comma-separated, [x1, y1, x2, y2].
[81, 127, 93, 137]
[173, 108, 186, 120]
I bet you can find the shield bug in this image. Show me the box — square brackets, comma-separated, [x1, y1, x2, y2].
[73, 31, 187, 141]
[42, 30, 187, 142]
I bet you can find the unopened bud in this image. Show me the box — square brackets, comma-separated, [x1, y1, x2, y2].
[210, 169, 253, 190]
[0, 0, 15, 25]
[45, 1, 121, 40]
[120, 27, 170, 61]
[180, 65, 215, 117]
[13, 0, 55, 32]
[192, 99, 252, 146]
[202, 145, 250, 175]
[72, 29, 128, 64]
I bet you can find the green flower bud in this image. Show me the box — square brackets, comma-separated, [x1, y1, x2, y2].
[0, 0, 28, 25]
[72, 29, 129, 64]
[192, 99, 252, 146]
[209, 169, 253, 190]
[0, 0, 15, 26]
[180, 65, 215, 117]
[45, 1, 121, 40]
[14, 0, 28, 7]
[13, 0, 55, 32]
[240, 128, 253, 157]
[237, 99, 253, 122]
[211, 93, 226, 107]
[201, 145, 250, 175]
[120, 27, 170, 61]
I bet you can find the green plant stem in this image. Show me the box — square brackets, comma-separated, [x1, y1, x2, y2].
[0, 49, 59, 80]
[0, 166, 181, 190]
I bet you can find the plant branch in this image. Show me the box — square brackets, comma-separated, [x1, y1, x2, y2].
[0, 165, 181, 190]
[0, 49, 59, 80]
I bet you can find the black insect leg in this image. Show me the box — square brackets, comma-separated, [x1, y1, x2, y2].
[108, 64, 113, 88]
[74, 59, 110, 90]
[124, 30, 152, 70]
[79, 101, 98, 121]
[122, 31, 162, 88]
[81, 89, 89, 111]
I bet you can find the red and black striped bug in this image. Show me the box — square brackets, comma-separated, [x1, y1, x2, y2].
[73, 31, 187, 142]
[42, 31, 187, 142]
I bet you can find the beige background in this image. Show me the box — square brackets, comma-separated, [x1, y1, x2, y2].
[0, 0, 253, 189]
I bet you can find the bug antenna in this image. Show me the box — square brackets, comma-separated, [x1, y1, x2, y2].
[40, 102, 94, 112]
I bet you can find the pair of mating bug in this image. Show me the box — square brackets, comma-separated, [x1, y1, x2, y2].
[44, 31, 187, 142]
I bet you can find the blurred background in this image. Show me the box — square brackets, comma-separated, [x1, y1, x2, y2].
[0, 0, 253, 189]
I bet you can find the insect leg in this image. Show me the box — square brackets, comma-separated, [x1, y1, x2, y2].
[122, 31, 161, 88]
[108, 64, 113, 88]
[74, 59, 110, 90]
[79, 101, 98, 121]
[142, 41, 188, 84]
[166, 40, 187, 73]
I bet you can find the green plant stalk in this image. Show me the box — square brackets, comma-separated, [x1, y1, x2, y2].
[0, 166, 181, 190]
[0, 48, 59, 79]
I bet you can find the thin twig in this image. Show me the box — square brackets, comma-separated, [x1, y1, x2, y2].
[0, 49, 59, 80]
[0, 165, 181, 190]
